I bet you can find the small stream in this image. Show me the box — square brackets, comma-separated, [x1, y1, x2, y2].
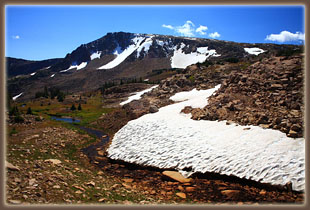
[50, 116, 109, 158]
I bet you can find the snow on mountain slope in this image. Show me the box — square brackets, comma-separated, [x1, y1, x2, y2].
[170, 44, 221, 69]
[136, 37, 153, 58]
[98, 36, 145, 70]
[244, 47, 265, 55]
[108, 85, 305, 192]
[120, 85, 159, 106]
[90, 51, 101, 60]
[13, 92, 23, 100]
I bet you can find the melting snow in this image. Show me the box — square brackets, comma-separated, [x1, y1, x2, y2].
[98, 36, 145, 70]
[244, 47, 265, 55]
[170, 44, 221, 69]
[50, 74, 55, 78]
[120, 85, 158, 106]
[108, 85, 305, 192]
[12, 92, 23, 100]
[90, 51, 101, 60]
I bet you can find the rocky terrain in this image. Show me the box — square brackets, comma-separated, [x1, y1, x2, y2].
[6, 115, 304, 205]
[185, 55, 304, 138]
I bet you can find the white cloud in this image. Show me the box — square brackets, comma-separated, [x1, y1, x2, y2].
[265, 31, 305, 43]
[209, 32, 220, 38]
[162, 24, 174, 30]
[175, 20, 195, 37]
[12, 35, 20, 39]
[196, 25, 208, 35]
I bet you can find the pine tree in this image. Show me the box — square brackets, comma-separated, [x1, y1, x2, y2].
[27, 107, 32, 115]
[78, 103, 82, 110]
[43, 86, 49, 98]
[70, 104, 76, 111]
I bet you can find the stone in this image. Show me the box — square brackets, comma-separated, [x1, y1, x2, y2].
[8, 200, 22, 204]
[221, 190, 240, 198]
[149, 105, 159, 113]
[288, 129, 298, 138]
[291, 124, 301, 132]
[176, 192, 186, 199]
[97, 150, 104, 156]
[122, 178, 134, 183]
[86, 181, 95, 187]
[5, 161, 20, 171]
[162, 171, 192, 183]
[44, 159, 61, 165]
[185, 187, 195, 192]
[178, 185, 184, 191]
[53, 185, 61, 189]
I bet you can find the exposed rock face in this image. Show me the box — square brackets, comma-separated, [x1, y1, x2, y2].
[188, 55, 304, 138]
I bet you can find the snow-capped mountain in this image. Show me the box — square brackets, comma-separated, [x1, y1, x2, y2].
[7, 32, 303, 100]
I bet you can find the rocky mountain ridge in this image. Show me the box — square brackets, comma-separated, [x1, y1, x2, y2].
[7, 32, 303, 101]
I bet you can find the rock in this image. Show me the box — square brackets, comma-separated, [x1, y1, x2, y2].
[178, 185, 184, 191]
[75, 190, 83, 194]
[8, 200, 22, 204]
[98, 198, 106, 202]
[176, 192, 186, 199]
[53, 185, 61, 189]
[221, 190, 240, 198]
[185, 187, 195, 192]
[85, 181, 95, 187]
[122, 178, 134, 183]
[122, 183, 131, 189]
[287, 129, 298, 138]
[44, 159, 62, 165]
[149, 105, 159, 113]
[29, 178, 36, 186]
[97, 150, 104, 156]
[5, 161, 20, 171]
[291, 124, 301, 132]
[259, 190, 266, 195]
[162, 171, 192, 183]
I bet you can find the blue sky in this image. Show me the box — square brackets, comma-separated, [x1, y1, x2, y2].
[6, 5, 305, 61]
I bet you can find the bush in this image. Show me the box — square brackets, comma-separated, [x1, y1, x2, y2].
[13, 115, 24, 123]
[9, 106, 19, 116]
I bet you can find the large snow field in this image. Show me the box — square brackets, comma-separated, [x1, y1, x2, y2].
[120, 85, 159, 106]
[171, 44, 221, 69]
[108, 85, 305, 191]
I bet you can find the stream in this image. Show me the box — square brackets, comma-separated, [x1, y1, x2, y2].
[50, 116, 109, 158]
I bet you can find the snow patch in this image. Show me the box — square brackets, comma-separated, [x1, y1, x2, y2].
[108, 85, 305, 192]
[170, 44, 221, 69]
[30, 72, 36, 76]
[13, 92, 23, 100]
[98, 36, 145, 70]
[244, 47, 265, 56]
[50, 74, 55, 78]
[120, 85, 158, 106]
[76, 62, 87, 70]
[136, 37, 153, 58]
[90, 51, 101, 60]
